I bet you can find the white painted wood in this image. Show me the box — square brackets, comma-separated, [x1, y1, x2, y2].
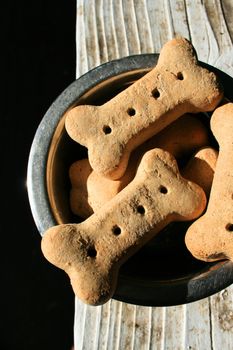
[133, 0, 154, 53]
[165, 0, 191, 40]
[210, 288, 233, 349]
[163, 305, 186, 350]
[185, 299, 212, 350]
[133, 306, 152, 349]
[95, 302, 110, 350]
[106, 300, 122, 350]
[102, 0, 120, 61]
[80, 303, 101, 349]
[146, 0, 171, 52]
[118, 303, 136, 349]
[112, 1, 129, 57]
[76, 0, 88, 76]
[150, 307, 166, 350]
[74, 1, 233, 349]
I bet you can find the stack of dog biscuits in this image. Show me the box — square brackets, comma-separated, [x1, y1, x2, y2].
[69, 115, 213, 218]
[41, 37, 225, 305]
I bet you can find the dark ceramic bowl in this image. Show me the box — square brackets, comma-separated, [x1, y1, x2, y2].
[27, 54, 233, 306]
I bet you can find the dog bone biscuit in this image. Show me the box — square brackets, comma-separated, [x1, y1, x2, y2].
[42, 148, 206, 305]
[182, 147, 218, 198]
[69, 159, 93, 218]
[65, 37, 223, 179]
[70, 114, 210, 218]
[185, 103, 233, 262]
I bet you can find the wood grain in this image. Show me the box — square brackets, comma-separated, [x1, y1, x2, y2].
[74, 1, 233, 349]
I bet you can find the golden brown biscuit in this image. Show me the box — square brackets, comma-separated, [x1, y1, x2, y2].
[185, 103, 233, 262]
[182, 147, 218, 198]
[42, 148, 206, 305]
[65, 37, 223, 180]
[69, 159, 93, 219]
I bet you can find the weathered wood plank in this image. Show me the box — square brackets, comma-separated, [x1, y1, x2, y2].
[210, 287, 233, 350]
[74, 298, 87, 350]
[74, 1, 233, 349]
[83, 0, 101, 70]
[121, 0, 141, 54]
[185, 299, 212, 350]
[185, 0, 217, 63]
[163, 305, 186, 350]
[95, 0, 109, 64]
[204, 0, 232, 56]
[146, 0, 171, 52]
[102, 0, 119, 61]
[118, 303, 136, 350]
[96, 302, 110, 350]
[106, 300, 122, 350]
[81, 304, 101, 349]
[222, 0, 233, 42]
[76, 0, 88, 76]
[133, 0, 154, 53]
[112, 0, 129, 57]
[133, 306, 152, 349]
[165, 0, 191, 39]
[150, 307, 166, 350]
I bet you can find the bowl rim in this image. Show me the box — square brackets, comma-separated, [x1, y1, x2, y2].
[27, 53, 233, 306]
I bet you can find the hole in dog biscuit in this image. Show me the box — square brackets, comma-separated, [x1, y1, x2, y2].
[137, 205, 145, 215]
[226, 223, 233, 232]
[87, 246, 97, 258]
[112, 225, 121, 236]
[159, 185, 168, 194]
[152, 88, 160, 99]
[103, 125, 112, 134]
[127, 108, 136, 116]
[177, 72, 184, 80]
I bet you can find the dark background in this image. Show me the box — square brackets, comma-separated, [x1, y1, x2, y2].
[2, 1, 76, 349]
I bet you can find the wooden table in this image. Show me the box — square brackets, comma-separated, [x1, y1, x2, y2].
[74, 1, 233, 349]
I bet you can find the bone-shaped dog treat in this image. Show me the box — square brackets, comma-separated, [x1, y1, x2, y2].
[182, 147, 218, 198]
[42, 148, 206, 305]
[69, 159, 94, 218]
[70, 145, 215, 219]
[70, 114, 210, 218]
[185, 103, 233, 262]
[65, 37, 223, 180]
